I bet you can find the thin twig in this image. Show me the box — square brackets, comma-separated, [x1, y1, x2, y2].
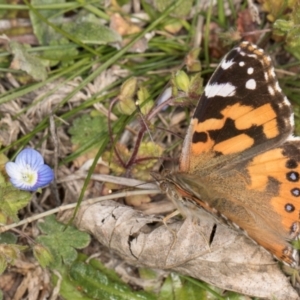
[125, 120, 146, 169]
[0, 189, 160, 233]
[108, 97, 127, 168]
[58, 173, 158, 190]
[49, 115, 61, 205]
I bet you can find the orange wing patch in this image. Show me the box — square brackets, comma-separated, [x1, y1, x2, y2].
[234, 103, 279, 138]
[212, 134, 254, 154]
[191, 102, 279, 156]
[247, 145, 300, 234]
[247, 148, 286, 190]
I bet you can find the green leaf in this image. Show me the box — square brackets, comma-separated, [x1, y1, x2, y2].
[33, 244, 54, 268]
[36, 215, 91, 268]
[139, 268, 160, 293]
[9, 41, 48, 81]
[172, 273, 205, 299]
[273, 19, 294, 34]
[137, 87, 154, 115]
[0, 253, 7, 275]
[45, 38, 79, 67]
[62, 19, 121, 45]
[158, 275, 173, 300]
[158, 273, 225, 300]
[0, 232, 17, 244]
[86, 255, 124, 284]
[69, 261, 156, 300]
[0, 244, 27, 275]
[29, 0, 65, 45]
[68, 114, 108, 148]
[52, 257, 156, 300]
[52, 263, 94, 300]
[153, 0, 193, 18]
[0, 185, 31, 222]
[29, 0, 79, 66]
[272, 1, 300, 57]
[174, 70, 190, 93]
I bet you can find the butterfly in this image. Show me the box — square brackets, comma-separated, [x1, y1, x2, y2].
[159, 41, 300, 269]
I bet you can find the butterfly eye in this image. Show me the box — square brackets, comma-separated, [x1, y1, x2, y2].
[159, 182, 168, 192]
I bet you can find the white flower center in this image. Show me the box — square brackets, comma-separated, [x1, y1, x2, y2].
[20, 164, 38, 186]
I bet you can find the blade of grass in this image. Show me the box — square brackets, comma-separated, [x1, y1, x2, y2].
[227, 0, 237, 20]
[203, 0, 213, 66]
[217, 0, 226, 27]
[0, 57, 90, 104]
[181, 275, 226, 300]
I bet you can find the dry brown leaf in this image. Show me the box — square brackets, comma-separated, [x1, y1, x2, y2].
[0, 114, 20, 146]
[110, 13, 150, 53]
[70, 200, 299, 299]
[0, 272, 18, 296]
[125, 194, 151, 207]
[13, 265, 50, 300]
[237, 9, 260, 43]
[110, 13, 141, 36]
[26, 79, 87, 122]
[72, 147, 99, 169]
[0, 260, 50, 300]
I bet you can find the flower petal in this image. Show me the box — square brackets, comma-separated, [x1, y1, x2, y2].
[36, 165, 54, 188]
[5, 162, 22, 179]
[10, 177, 36, 191]
[15, 149, 44, 171]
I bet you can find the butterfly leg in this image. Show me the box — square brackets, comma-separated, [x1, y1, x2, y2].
[161, 210, 180, 250]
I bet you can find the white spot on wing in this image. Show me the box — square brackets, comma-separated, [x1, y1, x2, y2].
[245, 79, 256, 90]
[275, 81, 282, 92]
[290, 112, 295, 127]
[221, 59, 235, 70]
[205, 83, 236, 98]
[268, 85, 275, 95]
[270, 67, 276, 78]
[264, 72, 269, 81]
[283, 96, 291, 106]
[239, 61, 245, 67]
[247, 67, 254, 74]
[288, 135, 300, 141]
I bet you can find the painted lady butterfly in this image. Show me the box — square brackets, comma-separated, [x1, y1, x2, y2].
[159, 41, 300, 269]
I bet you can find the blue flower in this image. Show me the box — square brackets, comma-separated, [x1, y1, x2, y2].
[5, 148, 54, 191]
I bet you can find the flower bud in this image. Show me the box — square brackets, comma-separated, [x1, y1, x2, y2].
[174, 70, 190, 93]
